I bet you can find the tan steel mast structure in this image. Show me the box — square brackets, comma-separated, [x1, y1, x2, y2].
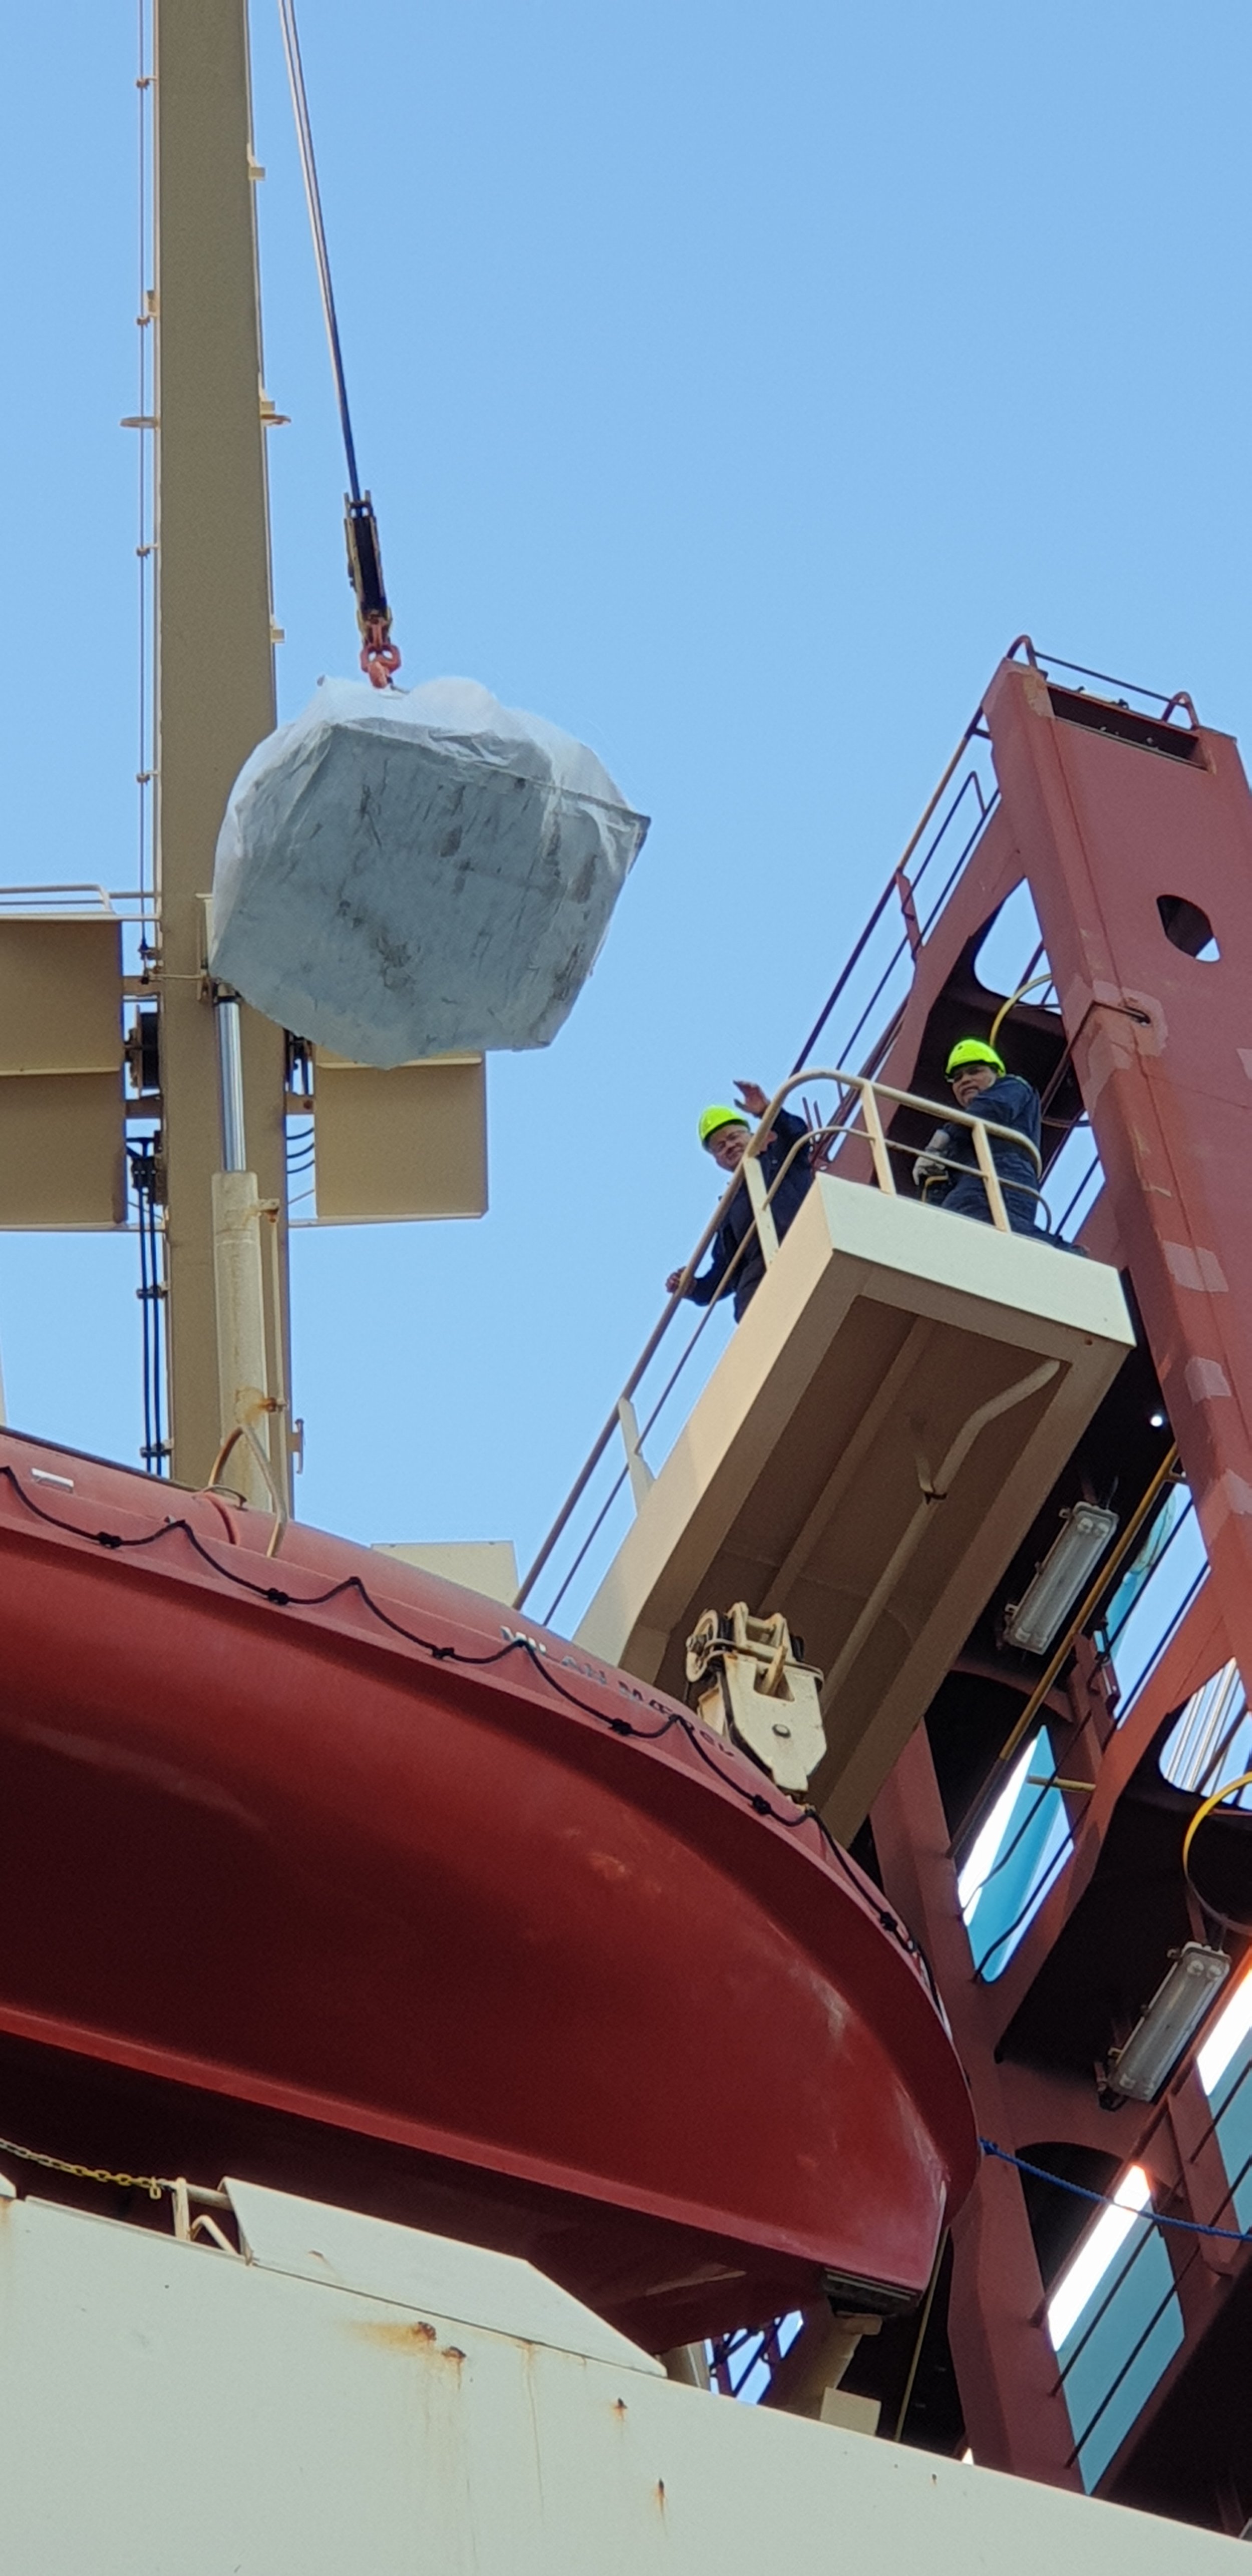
[154, 0, 291, 1504]
[0, 0, 481, 1498]
[143, 0, 486, 1505]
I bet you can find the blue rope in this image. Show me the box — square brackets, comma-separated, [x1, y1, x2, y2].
[980, 2138, 1252, 2246]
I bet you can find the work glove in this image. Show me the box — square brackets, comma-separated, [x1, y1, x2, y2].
[912, 1127, 952, 1191]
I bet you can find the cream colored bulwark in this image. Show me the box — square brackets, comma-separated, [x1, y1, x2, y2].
[311, 1053, 487, 1224]
[576, 1178, 1132, 1842]
[0, 1075, 126, 1228]
[0, 918, 123, 1076]
[0, 917, 126, 1227]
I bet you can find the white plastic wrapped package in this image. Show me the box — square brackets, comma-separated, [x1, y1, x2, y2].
[210, 677, 649, 1069]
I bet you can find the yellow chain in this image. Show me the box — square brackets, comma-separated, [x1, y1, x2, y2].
[0, 2132, 169, 2202]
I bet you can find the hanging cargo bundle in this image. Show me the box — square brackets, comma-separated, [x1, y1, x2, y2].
[224, 4, 648, 1067]
[210, 676, 648, 1067]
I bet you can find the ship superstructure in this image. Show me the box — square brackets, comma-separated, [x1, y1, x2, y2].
[526, 645, 1252, 2527]
[0, 0, 1247, 2564]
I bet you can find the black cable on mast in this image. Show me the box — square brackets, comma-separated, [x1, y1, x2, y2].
[275, 0, 401, 687]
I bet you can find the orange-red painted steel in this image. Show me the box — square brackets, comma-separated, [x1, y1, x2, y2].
[985, 660, 1252, 1702]
[839, 656, 1252, 2498]
[0, 1428, 975, 2345]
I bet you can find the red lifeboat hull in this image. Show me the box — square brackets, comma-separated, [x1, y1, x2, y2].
[0, 1430, 976, 2345]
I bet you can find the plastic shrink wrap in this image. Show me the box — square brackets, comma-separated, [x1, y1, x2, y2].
[210, 677, 648, 1068]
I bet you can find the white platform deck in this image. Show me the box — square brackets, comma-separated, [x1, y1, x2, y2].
[577, 1178, 1133, 1841]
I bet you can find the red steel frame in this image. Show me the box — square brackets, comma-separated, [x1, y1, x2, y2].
[747, 652, 1252, 2515]
[859, 653, 1252, 2504]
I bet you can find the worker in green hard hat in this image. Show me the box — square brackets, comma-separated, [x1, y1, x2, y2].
[666, 1081, 813, 1320]
[912, 1038, 1042, 1234]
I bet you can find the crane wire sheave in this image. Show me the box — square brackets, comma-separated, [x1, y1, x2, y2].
[275, 0, 401, 687]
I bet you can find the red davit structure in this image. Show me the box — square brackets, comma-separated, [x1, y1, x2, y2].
[751, 647, 1252, 2530]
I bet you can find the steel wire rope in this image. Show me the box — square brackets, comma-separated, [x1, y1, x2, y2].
[0, 1460, 932, 1984]
[276, 0, 362, 505]
[276, 0, 400, 682]
[979, 2141, 1252, 2248]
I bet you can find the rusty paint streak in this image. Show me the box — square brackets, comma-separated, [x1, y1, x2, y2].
[349, 2315, 467, 2366]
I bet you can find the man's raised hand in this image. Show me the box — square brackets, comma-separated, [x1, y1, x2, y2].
[734, 1080, 770, 1120]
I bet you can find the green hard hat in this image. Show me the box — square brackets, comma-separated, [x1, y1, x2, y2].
[946, 1037, 1005, 1079]
[698, 1103, 748, 1148]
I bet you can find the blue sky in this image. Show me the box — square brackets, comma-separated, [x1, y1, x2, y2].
[1, 0, 1249, 1585]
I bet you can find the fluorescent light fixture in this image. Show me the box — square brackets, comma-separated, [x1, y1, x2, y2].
[1003, 1503, 1118, 1654]
[1047, 2166, 1150, 2351]
[1105, 1942, 1230, 2103]
[1197, 1963, 1252, 2098]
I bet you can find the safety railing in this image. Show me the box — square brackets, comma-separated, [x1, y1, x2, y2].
[1006, 638, 1201, 731]
[515, 1066, 1052, 1626]
[792, 713, 1000, 1080]
[0, 882, 157, 926]
[793, 637, 1197, 1104]
[0, 882, 160, 986]
[516, 640, 1186, 1630]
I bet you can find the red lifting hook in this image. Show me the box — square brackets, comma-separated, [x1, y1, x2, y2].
[361, 616, 402, 690]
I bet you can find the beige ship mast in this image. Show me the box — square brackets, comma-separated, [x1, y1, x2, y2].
[0, 0, 486, 1504]
[154, 0, 292, 1505]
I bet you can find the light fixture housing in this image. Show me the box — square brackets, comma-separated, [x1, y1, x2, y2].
[1003, 1503, 1118, 1654]
[1104, 1943, 1230, 2103]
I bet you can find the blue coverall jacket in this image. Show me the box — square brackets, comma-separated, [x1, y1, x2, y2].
[684, 1109, 813, 1320]
[935, 1074, 1042, 1234]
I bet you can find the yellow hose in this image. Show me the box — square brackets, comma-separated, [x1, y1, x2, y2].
[989, 972, 1057, 1050]
[1181, 1771, 1252, 1936]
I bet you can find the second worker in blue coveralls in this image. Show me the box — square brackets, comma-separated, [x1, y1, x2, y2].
[912, 1038, 1042, 1233]
[666, 1081, 813, 1321]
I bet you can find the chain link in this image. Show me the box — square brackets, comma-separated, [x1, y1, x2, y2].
[0, 2132, 169, 2202]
